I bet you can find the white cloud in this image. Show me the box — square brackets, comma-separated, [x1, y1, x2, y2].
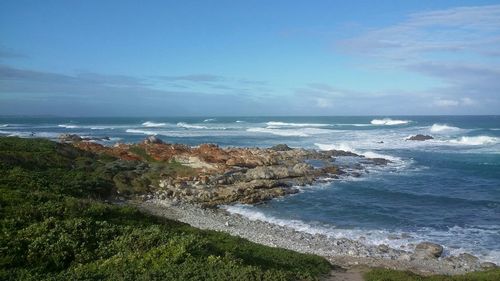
[315, 97, 333, 108]
[433, 97, 477, 107]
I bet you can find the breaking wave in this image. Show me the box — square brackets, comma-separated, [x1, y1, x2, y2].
[248, 127, 331, 137]
[126, 129, 157, 135]
[370, 118, 410, 126]
[314, 143, 402, 163]
[142, 121, 167, 127]
[430, 124, 461, 133]
[177, 122, 207, 129]
[203, 118, 216, 122]
[448, 136, 499, 146]
[58, 124, 79, 129]
[265, 121, 330, 128]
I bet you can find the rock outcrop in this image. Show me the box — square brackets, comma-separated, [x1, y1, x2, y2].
[413, 242, 443, 259]
[407, 134, 434, 141]
[66, 136, 392, 207]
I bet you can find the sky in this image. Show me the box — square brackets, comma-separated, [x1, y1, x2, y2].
[1, 0, 500, 116]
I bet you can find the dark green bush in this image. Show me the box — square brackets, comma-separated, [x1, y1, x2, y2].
[0, 137, 331, 280]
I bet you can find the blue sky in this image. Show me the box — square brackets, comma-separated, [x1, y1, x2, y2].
[1, 0, 499, 116]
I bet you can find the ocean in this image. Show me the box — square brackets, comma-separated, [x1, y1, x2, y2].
[1, 115, 499, 263]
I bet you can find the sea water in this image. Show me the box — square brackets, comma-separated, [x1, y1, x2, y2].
[1, 115, 499, 262]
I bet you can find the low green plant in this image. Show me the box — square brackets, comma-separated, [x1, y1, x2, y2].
[0, 137, 331, 280]
[364, 268, 500, 281]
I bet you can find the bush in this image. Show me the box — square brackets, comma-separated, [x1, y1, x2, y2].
[0, 137, 331, 280]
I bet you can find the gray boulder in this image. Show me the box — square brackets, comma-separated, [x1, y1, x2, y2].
[144, 135, 164, 144]
[59, 133, 82, 142]
[414, 242, 443, 259]
[270, 144, 292, 151]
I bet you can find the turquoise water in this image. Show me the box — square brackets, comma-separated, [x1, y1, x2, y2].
[1, 116, 499, 262]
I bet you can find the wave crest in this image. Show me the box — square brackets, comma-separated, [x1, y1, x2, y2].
[266, 121, 329, 128]
[177, 122, 207, 129]
[58, 124, 79, 129]
[449, 136, 499, 146]
[126, 129, 157, 135]
[370, 118, 409, 125]
[430, 124, 461, 133]
[142, 121, 166, 127]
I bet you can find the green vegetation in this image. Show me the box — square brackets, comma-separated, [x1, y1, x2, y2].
[364, 268, 500, 281]
[0, 137, 330, 280]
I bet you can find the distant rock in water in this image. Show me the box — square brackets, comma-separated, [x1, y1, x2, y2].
[270, 144, 292, 151]
[144, 135, 164, 144]
[407, 134, 434, 141]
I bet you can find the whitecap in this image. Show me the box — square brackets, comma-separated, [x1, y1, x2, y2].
[235, 120, 245, 123]
[448, 136, 499, 146]
[126, 129, 157, 135]
[203, 118, 216, 122]
[430, 124, 461, 133]
[248, 127, 331, 137]
[177, 122, 207, 129]
[266, 121, 329, 128]
[314, 143, 404, 164]
[142, 121, 167, 127]
[370, 118, 410, 126]
[0, 124, 8, 127]
[58, 124, 79, 129]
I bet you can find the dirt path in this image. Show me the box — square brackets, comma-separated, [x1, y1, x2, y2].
[322, 266, 368, 281]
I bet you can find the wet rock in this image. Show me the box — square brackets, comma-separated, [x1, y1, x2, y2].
[270, 144, 292, 151]
[378, 244, 390, 253]
[414, 242, 443, 259]
[144, 135, 164, 144]
[368, 158, 391, 165]
[59, 133, 83, 142]
[407, 134, 434, 141]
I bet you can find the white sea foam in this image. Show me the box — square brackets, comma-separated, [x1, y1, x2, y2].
[314, 143, 403, 163]
[448, 136, 499, 146]
[430, 124, 461, 133]
[203, 118, 216, 122]
[370, 118, 410, 125]
[248, 127, 331, 137]
[177, 122, 207, 129]
[126, 129, 157, 135]
[223, 204, 500, 263]
[266, 121, 329, 128]
[235, 120, 245, 123]
[0, 124, 7, 127]
[142, 121, 167, 127]
[223, 205, 333, 236]
[58, 124, 79, 129]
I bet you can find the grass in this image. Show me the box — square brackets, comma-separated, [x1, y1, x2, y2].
[364, 268, 500, 281]
[0, 137, 331, 281]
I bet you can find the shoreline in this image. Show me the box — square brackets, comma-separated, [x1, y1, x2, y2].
[136, 198, 496, 276]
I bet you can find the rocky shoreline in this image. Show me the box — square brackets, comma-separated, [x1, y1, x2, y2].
[137, 198, 496, 276]
[61, 134, 497, 275]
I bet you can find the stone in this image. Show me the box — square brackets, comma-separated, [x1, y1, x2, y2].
[414, 242, 443, 259]
[480, 262, 497, 269]
[59, 133, 82, 142]
[457, 253, 479, 264]
[407, 134, 434, 141]
[144, 135, 164, 144]
[270, 144, 292, 151]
